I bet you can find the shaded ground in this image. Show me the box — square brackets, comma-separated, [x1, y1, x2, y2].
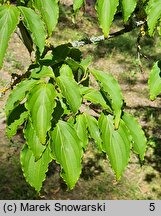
[0, 2, 161, 200]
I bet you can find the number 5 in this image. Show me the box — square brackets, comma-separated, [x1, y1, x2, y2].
[149, 203, 155, 211]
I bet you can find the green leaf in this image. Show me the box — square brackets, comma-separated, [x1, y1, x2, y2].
[80, 86, 91, 95]
[122, 112, 147, 161]
[19, 6, 46, 54]
[24, 121, 46, 160]
[122, 0, 137, 22]
[26, 83, 56, 144]
[39, 53, 53, 66]
[7, 104, 26, 125]
[52, 44, 70, 62]
[65, 58, 88, 83]
[56, 75, 82, 113]
[80, 56, 92, 72]
[20, 144, 52, 192]
[96, 0, 119, 37]
[98, 113, 114, 153]
[7, 111, 28, 139]
[5, 79, 39, 118]
[73, 0, 84, 12]
[75, 114, 88, 149]
[83, 87, 112, 111]
[65, 58, 81, 73]
[148, 61, 161, 100]
[0, 5, 20, 67]
[51, 121, 82, 189]
[30, 66, 55, 79]
[85, 113, 102, 151]
[91, 69, 123, 129]
[59, 64, 73, 78]
[146, 0, 161, 36]
[69, 48, 82, 62]
[34, 0, 59, 36]
[98, 113, 131, 180]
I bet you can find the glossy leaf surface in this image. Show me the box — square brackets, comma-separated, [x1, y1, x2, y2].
[24, 121, 46, 160]
[148, 61, 161, 100]
[34, 0, 59, 36]
[5, 79, 39, 118]
[98, 113, 131, 180]
[122, 0, 137, 22]
[146, 0, 161, 35]
[26, 83, 56, 144]
[56, 74, 82, 113]
[19, 6, 46, 53]
[122, 112, 147, 161]
[21, 144, 52, 192]
[91, 69, 123, 128]
[0, 5, 20, 67]
[51, 121, 82, 189]
[96, 0, 119, 37]
[75, 114, 88, 149]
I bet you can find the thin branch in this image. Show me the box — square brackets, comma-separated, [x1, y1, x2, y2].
[0, 70, 31, 97]
[0, 20, 145, 96]
[71, 21, 145, 47]
[136, 24, 150, 75]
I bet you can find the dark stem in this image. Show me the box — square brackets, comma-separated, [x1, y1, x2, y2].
[0, 20, 145, 95]
[71, 20, 145, 47]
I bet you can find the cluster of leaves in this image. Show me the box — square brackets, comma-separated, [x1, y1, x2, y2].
[5, 45, 147, 191]
[0, 0, 160, 192]
[0, 0, 161, 67]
